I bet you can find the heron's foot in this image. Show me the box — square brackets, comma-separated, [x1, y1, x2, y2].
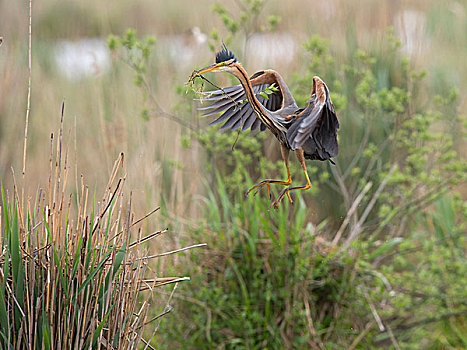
[247, 180, 272, 199]
[270, 183, 312, 209]
[246, 179, 292, 199]
[270, 188, 294, 209]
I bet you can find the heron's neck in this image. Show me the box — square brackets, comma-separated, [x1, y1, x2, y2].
[231, 65, 268, 116]
[229, 64, 282, 138]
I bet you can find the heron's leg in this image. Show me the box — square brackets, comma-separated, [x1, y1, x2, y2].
[271, 148, 311, 209]
[246, 144, 292, 199]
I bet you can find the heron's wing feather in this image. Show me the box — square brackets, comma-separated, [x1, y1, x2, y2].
[241, 110, 256, 131]
[197, 70, 285, 132]
[287, 100, 323, 150]
[320, 106, 339, 157]
[251, 118, 263, 131]
[199, 84, 266, 131]
[197, 89, 244, 107]
[287, 97, 339, 160]
[201, 85, 241, 95]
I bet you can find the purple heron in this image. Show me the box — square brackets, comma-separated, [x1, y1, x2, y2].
[195, 44, 339, 208]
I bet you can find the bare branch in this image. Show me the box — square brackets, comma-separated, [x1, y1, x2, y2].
[21, 0, 33, 228]
[140, 243, 208, 260]
[332, 181, 372, 247]
[344, 164, 396, 248]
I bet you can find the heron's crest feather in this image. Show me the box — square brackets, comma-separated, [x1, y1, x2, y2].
[216, 43, 236, 64]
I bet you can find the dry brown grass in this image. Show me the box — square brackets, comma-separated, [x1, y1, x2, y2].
[0, 99, 205, 347]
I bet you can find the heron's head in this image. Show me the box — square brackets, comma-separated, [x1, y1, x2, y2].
[196, 43, 238, 75]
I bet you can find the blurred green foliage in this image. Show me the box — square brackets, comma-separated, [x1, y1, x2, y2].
[208, 0, 281, 58]
[108, 29, 156, 89]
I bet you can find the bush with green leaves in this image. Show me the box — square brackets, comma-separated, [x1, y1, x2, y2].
[109, 3, 466, 348]
[163, 30, 466, 350]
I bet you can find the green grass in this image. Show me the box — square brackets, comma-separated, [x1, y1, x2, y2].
[159, 178, 466, 349]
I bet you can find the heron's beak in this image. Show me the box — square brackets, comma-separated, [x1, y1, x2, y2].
[196, 62, 223, 75]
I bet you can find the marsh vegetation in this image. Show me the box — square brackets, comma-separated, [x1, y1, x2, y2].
[1, 0, 466, 348]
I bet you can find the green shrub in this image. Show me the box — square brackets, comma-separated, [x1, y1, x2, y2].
[161, 30, 466, 350]
[109, 4, 466, 348]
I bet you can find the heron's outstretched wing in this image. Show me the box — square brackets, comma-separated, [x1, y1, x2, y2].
[286, 77, 339, 161]
[197, 70, 286, 132]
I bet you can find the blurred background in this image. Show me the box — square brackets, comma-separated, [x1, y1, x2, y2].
[1, 0, 466, 348]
